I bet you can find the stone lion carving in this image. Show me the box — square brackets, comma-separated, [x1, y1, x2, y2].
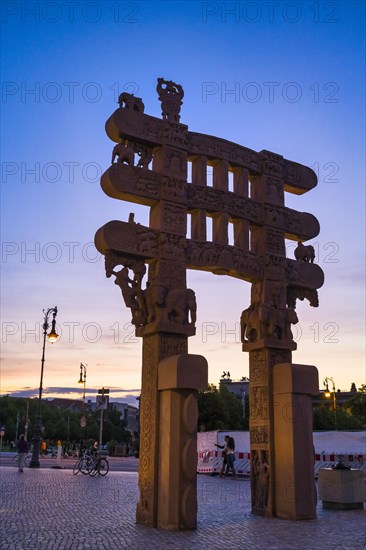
[294, 241, 315, 263]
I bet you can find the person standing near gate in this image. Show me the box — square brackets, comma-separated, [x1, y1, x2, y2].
[17, 434, 28, 472]
[215, 440, 227, 477]
[225, 435, 237, 480]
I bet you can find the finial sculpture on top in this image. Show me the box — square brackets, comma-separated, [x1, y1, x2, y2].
[156, 77, 184, 122]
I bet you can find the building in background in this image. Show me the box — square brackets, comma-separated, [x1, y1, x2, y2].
[110, 402, 139, 434]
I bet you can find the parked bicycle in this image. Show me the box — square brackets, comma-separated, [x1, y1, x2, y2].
[88, 453, 109, 476]
[12, 453, 31, 468]
[73, 449, 93, 475]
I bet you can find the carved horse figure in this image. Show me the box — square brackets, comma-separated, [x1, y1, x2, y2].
[294, 241, 315, 263]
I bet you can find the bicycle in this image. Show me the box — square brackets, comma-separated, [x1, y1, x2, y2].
[72, 449, 94, 475]
[88, 453, 109, 476]
[12, 453, 31, 468]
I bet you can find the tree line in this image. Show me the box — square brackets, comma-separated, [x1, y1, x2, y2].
[0, 396, 132, 445]
[1, 384, 364, 446]
[198, 384, 366, 431]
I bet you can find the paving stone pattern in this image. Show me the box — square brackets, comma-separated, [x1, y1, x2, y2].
[0, 469, 364, 549]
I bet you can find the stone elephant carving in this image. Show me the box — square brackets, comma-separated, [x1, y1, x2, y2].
[145, 284, 196, 325]
[259, 303, 285, 340]
[260, 303, 299, 342]
[294, 241, 315, 263]
[118, 92, 145, 113]
[165, 288, 197, 325]
[287, 287, 319, 309]
[111, 142, 135, 165]
[284, 307, 299, 341]
[241, 302, 298, 343]
[145, 284, 166, 323]
[240, 303, 260, 342]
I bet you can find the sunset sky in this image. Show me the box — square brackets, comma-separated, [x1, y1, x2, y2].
[1, 1, 365, 407]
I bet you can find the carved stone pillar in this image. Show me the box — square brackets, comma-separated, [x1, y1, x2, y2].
[273, 363, 318, 519]
[136, 333, 189, 527]
[248, 347, 292, 516]
[157, 354, 208, 529]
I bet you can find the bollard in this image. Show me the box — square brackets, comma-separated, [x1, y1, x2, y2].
[52, 440, 63, 469]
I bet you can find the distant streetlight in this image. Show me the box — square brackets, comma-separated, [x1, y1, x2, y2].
[78, 363, 87, 402]
[97, 388, 109, 450]
[29, 307, 59, 468]
[78, 363, 87, 430]
[323, 377, 337, 430]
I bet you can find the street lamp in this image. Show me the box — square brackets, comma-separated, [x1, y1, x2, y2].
[78, 363, 87, 402]
[78, 363, 87, 431]
[323, 377, 337, 430]
[29, 307, 59, 468]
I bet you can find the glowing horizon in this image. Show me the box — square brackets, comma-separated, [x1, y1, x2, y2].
[1, 1, 365, 401]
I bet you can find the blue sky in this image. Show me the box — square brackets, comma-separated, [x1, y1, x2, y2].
[1, 0, 365, 404]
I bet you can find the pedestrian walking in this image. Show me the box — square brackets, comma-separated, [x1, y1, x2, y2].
[41, 440, 47, 456]
[216, 435, 237, 479]
[17, 434, 28, 472]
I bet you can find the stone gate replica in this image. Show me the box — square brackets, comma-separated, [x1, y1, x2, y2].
[95, 78, 324, 528]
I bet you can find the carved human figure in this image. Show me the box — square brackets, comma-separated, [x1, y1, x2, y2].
[112, 266, 136, 308]
[111, 141, 135, 165]
[112, 264, 147, 327]
[294, 241, 315, 263]
[258, 451, 270, 509]
[156, 78, 184, 122]
[136, 146, 153, 169]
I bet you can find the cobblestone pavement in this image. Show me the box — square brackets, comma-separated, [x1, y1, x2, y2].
[0, 469, 365, 550]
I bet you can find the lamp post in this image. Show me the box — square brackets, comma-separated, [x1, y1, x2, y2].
[29, 307, 59, 468]
[78, 363, 87, 431]
[323, 377, 337, 430]
[97, 388, 109, 450]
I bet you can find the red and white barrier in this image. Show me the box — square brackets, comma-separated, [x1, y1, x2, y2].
[197, 430, 366, 477]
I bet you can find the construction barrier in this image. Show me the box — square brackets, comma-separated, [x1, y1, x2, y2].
[197, 430, 366, 477]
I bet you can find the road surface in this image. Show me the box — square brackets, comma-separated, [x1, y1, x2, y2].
[0, 452, 139, 472]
